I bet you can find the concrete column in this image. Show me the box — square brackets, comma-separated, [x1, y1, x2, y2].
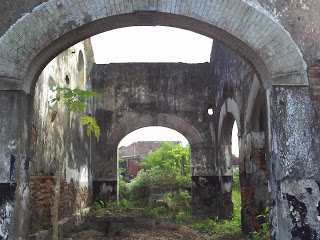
[267, 86, 320, 239]
[190, 143, 232, 218]
[0, 90, 33, 239]
[92, 143, 118, 201]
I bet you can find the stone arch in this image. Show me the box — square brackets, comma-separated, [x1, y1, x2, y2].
[217, 98, 240, 178]
[218, 98, 240, 144]
[108, 113, 203, 146]
[0, 0, 307, 93]
[245, 76, 266, 132]
[92, 113, 202, 202]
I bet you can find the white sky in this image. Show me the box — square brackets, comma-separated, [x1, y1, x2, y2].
[91, 26, 213, 64]
[90, 26, 239, 157]
[118, 126, 189, 147]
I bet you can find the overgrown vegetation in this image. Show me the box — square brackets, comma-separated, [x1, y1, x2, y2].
[252, 205, 270, 239]
[90, 143, 270, 239]
[121, 142, 191, 202]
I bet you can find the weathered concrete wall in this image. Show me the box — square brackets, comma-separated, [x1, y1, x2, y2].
[0, 92, 20, 239]
[91, 62, 215, 177]
[269, 86, 320, 239]
[210, 40, 270, 234]
[254, 0, 320, 67]
[28, 39, 94, 236]
[0, 0, 48, 37]
[91, 62, 230, 217]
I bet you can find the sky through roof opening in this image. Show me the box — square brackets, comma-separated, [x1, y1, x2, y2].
[91, 26, 213, 64]
[119, 126, 189, 148]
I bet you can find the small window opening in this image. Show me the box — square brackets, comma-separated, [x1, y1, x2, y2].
[208, 108, 214, 115]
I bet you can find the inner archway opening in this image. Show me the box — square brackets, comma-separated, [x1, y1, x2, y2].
[231, 120, 241, 228]
[116, 126, 191, 211]
[219, 111, 241, 230]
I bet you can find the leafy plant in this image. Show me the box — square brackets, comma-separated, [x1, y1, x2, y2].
[50, 87, 100, 141]
[92, 200, 106, 211]
[119, 158, 128, 181]
[252, 204, 270, 239]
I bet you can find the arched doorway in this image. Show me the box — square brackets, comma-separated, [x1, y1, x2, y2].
[0, 1, 313, 239]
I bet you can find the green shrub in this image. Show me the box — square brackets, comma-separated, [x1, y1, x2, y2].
[119, 178, 130, 200]
[163, 190, 191, 213]
[252, 205, 270, 239]
[121, 142, 191, 202]
[91, 200, 105, 211]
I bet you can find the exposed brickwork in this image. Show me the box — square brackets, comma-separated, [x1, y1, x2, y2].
[221, 194, 234, 219]
[29, 172, 56, 230]
[308, 65, 320, 127]
[29, 172, 91, 231]
[251, 148, 267, 179]
[31, 125, 37, 154]
[241, 186, 260, 232]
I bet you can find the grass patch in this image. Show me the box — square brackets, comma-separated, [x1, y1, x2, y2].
[91, 165, 269, 239]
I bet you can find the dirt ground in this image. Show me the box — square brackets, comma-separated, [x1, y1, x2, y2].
[62, 208, 248, 240]
[67, 221, 212, 240]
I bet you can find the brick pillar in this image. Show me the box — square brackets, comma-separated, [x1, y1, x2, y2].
[267, 85, 320, 239]
[240, 132, 268, 234]
[0, 90, 33, 240]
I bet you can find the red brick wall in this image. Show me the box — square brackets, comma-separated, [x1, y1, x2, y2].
[29, 172, 56, 230]
[308, 65, 320, 127]
[251, 148, 267, 179]
[29, 172, 91, 231]
[128, 159, 142, 179]
[241, 186, 260, 232]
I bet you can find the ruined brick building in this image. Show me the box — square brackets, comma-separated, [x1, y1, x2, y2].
[0, 1, 320, 239]
[119, 141, 180, 179]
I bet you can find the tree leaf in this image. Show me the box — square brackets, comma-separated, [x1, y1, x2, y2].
[80, 115, 100, 141]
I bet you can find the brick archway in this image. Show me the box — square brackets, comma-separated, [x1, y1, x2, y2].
[0, 0, 307, 94]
